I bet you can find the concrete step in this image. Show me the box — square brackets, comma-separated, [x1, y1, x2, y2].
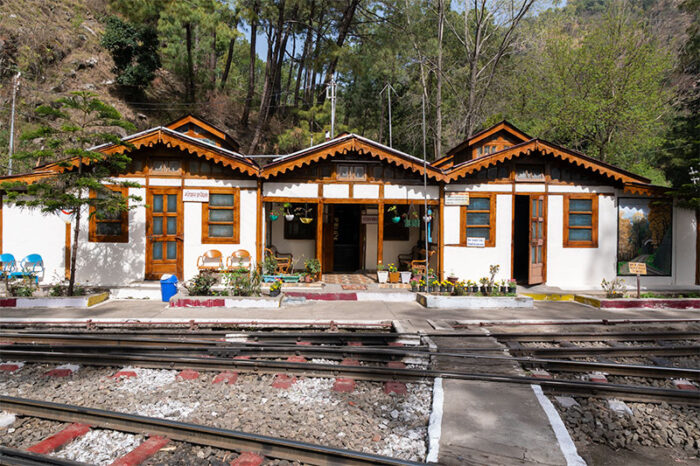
[110, 282, 163, 300]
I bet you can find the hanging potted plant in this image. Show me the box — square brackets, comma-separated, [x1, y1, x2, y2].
[387, 263, 400, 283]
[268, 205, 281, 221]
[377, 264, 388, 284]
[387, 205, 401, 223]
[283, 203, 295, 222]
[298, 204, 314, 224]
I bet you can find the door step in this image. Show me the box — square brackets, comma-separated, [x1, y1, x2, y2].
[110, 282, 163, 300]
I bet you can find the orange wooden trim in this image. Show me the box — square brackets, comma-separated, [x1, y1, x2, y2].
[201, 187, 241, 244]
[377, 201, 384, 266]
[446, 140, 647, 185]
[88, 186, 129, 243]
[316, 200, 323, 267]
[562, 193, 598, 248]
[0, 195, 3, 255]
[261, 196, 439, 206]
[166, 115, 227, 140]
[459, 193, 496, 247]
[64, 223, 71, 280]
[438, 184, 444, 279]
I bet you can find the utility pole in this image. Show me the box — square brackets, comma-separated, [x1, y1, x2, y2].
[379, 83, 397, 147]
[326, 75, 337, 138]
[422, 93, 429, 263]
[8, 72, 21, 175]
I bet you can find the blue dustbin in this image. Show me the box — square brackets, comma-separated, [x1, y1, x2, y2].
[160, 274, 178, 302]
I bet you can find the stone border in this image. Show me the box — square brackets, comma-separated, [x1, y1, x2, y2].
[0, 292, 109, 309]
[170, 294, 281, 308]
[575, 294, 700, 309]
[416, 293, 533, 309]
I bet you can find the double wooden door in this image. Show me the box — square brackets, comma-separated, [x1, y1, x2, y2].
[528, 195, 546, 285]
[146, 188, 183, 280]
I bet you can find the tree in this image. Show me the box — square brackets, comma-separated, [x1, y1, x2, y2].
[101, 16, 161, 89]
[2, 92, 139, 295]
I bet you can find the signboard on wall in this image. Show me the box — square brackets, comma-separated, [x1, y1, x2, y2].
[445, 192, 470, 206]
[467, 237, 486, 247]
[628, 262, 647, 275]
[361, 214, 378, 224]
[183, 189, 209, 202]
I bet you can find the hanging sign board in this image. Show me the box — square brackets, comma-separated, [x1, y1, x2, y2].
[445, 192, 470, 206]
[361, 214, 378, 224]
[628, 262, 647, 275]
[467, 237, 486, 248]
[183, 189, 209, 203]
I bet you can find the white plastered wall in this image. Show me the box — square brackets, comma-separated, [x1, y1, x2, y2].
[2, 204, 66, 285]
[268, 217, 315, 270]
[442, 189, 512, 283]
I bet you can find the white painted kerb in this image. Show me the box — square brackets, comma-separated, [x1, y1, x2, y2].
[531, 384, 586, 466]
[426, 377, 444, 463]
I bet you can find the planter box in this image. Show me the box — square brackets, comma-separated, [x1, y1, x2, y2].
[170, 294, 281, 308]
[262, 274, 301, 283]
[575, 294, 700, 310]
[0, 292, 109, 309]
[416, 293, 533, 309]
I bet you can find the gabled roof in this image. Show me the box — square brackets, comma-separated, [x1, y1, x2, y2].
[4, 126, 259, 182]
[262, 133, 444, 181]
[165, 114, 240, 152]
[434, 121, 532, 167]
[444, 138, 651, 185]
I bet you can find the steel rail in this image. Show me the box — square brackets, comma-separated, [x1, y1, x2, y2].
[0, 397, 423, 466]
[507, 345, 700, 358]
[1, 350, 698, 405]
[4, 343, 699, 380]
[0, 447, 86, 466]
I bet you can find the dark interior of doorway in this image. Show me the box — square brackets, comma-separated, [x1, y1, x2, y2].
[333, 204, 362, 272]
[513, 195, 529, 283]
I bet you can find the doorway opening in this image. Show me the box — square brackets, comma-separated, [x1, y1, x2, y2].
[513, 195, 530, 283]
[330, 204, 362, 272]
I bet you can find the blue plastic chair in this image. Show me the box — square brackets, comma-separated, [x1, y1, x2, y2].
[10, 254, 44, 285]
[0, 253, 16, 278]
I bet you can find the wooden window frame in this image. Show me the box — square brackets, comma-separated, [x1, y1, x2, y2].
[459, 193, 496, 247]
[89, 186, 129, 243]
[201, 188, 240, 244]
[563, 194, 598, 248]
[335, 163, 367, 181]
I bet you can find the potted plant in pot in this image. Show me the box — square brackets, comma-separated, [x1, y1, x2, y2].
[304, 258, 321, 281]
[466, 280, 477, 294]
[507, 279, 517, 295]
[454, 281, 466, 296]
[387, 205, 401, 223]
[268, 205, 281, 221]
[269, 278, 282, 297]
[419, 279, 426, 292]
[283, 203, 295, 222]
[429, 277, 440, 293]
[387, 263, 399, 283]
[377, 264, 388, 284]
[297, 204, 314, 224]
[410, 277, 419, 292]
[479, 277, 490, 295]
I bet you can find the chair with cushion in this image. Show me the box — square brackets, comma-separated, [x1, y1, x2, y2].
[0, 254, 17, 279]
[264, 247, 292, 274]
[227, 249, 252, 271]
[197, 249, 223, 271]
[12, 254, 45, 285]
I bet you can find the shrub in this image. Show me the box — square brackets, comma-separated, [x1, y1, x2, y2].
[262, 255, 278, 275]
[601, 277, 625, 298]
[101, 16, 160, 88]
[184, 271, 217, 296]
[49, 280, 86, 296]
[304, 258, 321, 275]
[224, 270, 262, 297]
[8, 277, 36, 297]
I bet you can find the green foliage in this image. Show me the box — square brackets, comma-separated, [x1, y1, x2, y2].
[304, 258, 321, 275]
[184, 270, 218, 296]
[601, 277, 625, 298]
[262, 255, 278, 275]
[8, 277, 36, 297]
[102, 16, 160, 88]
[49, 281, 86, 296]
[223, 269, 262, 297]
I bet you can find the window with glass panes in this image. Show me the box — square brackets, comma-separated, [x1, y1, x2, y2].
[563, 194, 598, 247]
[202, 189, 240, 243]
[460, 194, 496, 247]
[89, 187, 128, 243]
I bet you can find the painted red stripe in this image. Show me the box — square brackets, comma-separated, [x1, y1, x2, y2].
[284, 292, 357, 301]
[27, 423, 91, 454]
[0, 298, 17, 307]
[109, 436, 170, 466]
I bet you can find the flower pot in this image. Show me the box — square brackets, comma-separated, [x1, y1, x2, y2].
[419, 285, 426, 292]
[447, 285, 454, 294]
[410, 284, 418, 292]
[269, 214, 279, 221]
[485, 286, 493, 295]
[439, 285, 446, 293]
[399, 271, 412, 284]
[305, 275, 312, 283]
[270, 289, 281, 297]
[447, 276, 458, 284]
[469, 285, 478, 294]
[377, 271, 389, 284]
[427, 285, 433, 293]
[423, 215, 432, 222]
[389, 272, 400, 283]
[285, 214, 295, 221]
[508, 286, 517, 295]
[391, 216, 401, 224]
[300, 217, 313, 224]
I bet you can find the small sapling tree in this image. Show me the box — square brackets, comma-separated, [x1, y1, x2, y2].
[2, 91, 140, 295]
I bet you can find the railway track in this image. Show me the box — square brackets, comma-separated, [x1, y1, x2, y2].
[1, 347, 698, 405]
[0, 396, 422, 465]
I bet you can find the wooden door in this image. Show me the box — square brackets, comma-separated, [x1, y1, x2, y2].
[146, 188, 183, 280]
[322, 204, 334, 272]
[528, 194, 546, 285]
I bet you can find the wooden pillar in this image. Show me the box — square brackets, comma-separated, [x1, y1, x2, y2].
[377, 202, 384, 266]
[256, 180, 263, 266]
[64, 223, 71, 280]
[438, 185, 445, 280]
[316, 200, 323, 272]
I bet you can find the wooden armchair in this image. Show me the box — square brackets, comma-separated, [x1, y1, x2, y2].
[227, 249, 252, 271]
[197, 249, 223, 271]
[407, 249, 436, 275]
[264, 247, 292, 274]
